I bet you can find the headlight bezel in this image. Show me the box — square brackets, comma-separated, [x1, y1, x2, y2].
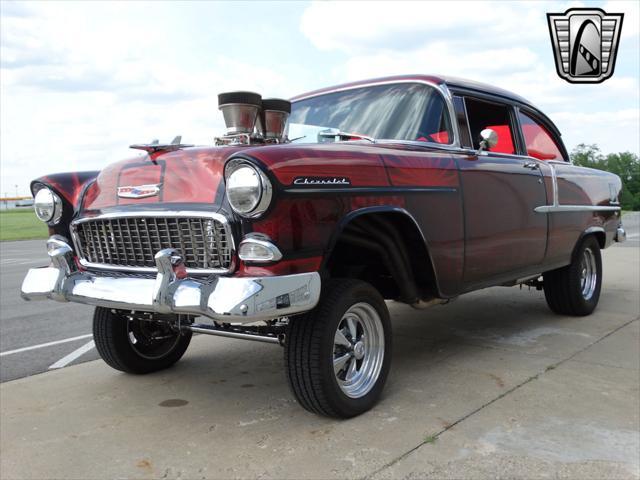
[33, 185, 63, 225]
[224, 159, 272, 218]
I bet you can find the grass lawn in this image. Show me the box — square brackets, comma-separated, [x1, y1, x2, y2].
[0, 209, 49, 241]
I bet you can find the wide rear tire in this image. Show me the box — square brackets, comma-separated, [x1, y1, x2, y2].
[93, 307, 192, 374]
[543, 236, 602, 316]
[285, 279, 392, 418]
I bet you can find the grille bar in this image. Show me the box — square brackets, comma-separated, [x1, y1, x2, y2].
[73, 214, 232, 272]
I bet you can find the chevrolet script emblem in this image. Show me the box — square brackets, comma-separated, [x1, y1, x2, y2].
[117, 184, 161, 199]
[547, 8, 623, 84]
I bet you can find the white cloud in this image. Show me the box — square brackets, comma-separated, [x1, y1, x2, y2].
[300, 0, 639, 155]
[0, 1, 638, 197]
[0, 2, 297, 195]
[300, 1, 569, 53]
[605, 0, 639, 38]
[551, 109, 640, 154]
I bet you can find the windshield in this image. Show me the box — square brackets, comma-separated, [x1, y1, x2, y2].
[288, 83, 453, 145]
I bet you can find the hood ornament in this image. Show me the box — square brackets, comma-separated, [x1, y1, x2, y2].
[130, 136, 193, 154]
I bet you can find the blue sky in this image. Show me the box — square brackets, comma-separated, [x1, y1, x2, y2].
[1, 0, 638, 196]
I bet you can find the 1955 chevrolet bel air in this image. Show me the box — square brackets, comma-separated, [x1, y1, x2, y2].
[22, 75, 627, 417]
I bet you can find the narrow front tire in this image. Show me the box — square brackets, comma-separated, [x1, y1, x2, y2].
[93, 307, 192, 374]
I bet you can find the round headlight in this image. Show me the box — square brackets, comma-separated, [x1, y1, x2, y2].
[34, 187, 63, 224]
[225, 161, 272, 217]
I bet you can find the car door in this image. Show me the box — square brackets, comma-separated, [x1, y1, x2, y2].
[456, 96, 548, 285]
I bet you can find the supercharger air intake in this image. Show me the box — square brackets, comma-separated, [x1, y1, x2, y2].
[262, 98, 291, 142]
[216, 91, 291, 146]
[217, 91, 262, 136]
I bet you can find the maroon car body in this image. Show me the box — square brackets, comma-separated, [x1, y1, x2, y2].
[22, 74, 626, 417]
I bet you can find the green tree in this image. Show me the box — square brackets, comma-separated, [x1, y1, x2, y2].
[570, 144, 640, 211]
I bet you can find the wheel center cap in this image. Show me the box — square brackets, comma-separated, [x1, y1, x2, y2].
[353, 341, 365, 360]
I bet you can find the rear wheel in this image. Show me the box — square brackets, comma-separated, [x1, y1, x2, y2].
[93, 307, 192, 374]
[543, 236, 602, 316]
[285, 279, 392, 418]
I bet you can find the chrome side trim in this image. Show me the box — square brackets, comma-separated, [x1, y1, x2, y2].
[534, 205, 621, 213]
[534, 162, 620, 214]
[21, 238, 321, 324]
[291, 79, 461, 149]
[70, 210, 236, 275]
[550, 161, 560, 207]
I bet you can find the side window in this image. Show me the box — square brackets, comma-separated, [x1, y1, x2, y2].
[464, 97, 515, 154]
[415, 91, 453, 145]
[518, 111, 564, 161]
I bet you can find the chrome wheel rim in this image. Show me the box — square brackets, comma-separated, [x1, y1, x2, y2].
[333, 302, 385, 399]
[580, 247, 598, 300]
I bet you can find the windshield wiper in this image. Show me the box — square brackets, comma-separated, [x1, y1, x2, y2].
[317, 130, 375, 143]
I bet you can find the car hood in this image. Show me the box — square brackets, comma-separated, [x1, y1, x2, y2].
[81, 140, 447, 212]
[81, 146, 245, 212]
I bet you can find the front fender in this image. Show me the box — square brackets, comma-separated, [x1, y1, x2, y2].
[30, 171, 99, 240]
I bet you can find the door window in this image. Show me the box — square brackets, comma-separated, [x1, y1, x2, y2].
[518, 111, 564, 161]
[464, 98, 515, 154]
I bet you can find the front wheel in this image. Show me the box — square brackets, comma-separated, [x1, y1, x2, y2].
[93, 307, 192, 374]
[543, 235, 603, 316]
[284, 279, 392, 418]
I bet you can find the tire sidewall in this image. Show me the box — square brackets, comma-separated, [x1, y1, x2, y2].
[317, 282, 392, 417]
[93, 308, 192, 374]
[569, 236, 603, 315]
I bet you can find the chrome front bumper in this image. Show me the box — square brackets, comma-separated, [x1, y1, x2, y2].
[21, 239, 321, 323]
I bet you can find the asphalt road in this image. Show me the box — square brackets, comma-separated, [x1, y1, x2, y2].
[0, 213, 638, 383]
[0, 240, 98, 382]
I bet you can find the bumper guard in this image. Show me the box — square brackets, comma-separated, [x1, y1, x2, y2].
[21, 239, 321, 323]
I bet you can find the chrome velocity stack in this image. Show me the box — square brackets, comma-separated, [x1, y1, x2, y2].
[218, 91, 262, 135]
[262, 98, 291, 142]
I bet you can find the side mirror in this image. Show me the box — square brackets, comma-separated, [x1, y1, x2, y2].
[478, 128, 498, 152]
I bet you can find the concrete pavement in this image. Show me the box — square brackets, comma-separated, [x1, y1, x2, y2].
[1, 234, 638, 479]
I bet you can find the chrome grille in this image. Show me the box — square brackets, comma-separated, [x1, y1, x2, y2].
[73, 215, 232, 272]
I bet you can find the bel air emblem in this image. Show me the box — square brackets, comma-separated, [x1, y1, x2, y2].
[117, 184, 161, 199]
[547, 8, 624, 84]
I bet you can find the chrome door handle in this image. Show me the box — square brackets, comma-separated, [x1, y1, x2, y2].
[523, 161, 539, 170]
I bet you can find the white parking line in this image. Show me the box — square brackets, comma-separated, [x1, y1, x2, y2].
[0, 334, 93, 357]
[1, 259, 46, 266]
[48, 340, 95, 369]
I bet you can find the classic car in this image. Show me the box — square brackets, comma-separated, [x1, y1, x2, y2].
[22, 74, 627, 418]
